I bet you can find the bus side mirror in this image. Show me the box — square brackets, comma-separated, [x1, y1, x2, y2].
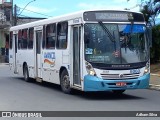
[146, 27, 152, 48]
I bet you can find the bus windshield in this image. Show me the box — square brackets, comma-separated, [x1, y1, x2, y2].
[84, 23, 149, 69]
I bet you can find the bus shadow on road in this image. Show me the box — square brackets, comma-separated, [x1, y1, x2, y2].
[16, 77, 144, 100]
[75, 91, 145, 100]
[16, 77, 62, 92]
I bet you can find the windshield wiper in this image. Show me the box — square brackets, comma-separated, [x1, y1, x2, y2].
[98, 21, 117, 52]
[98, 21, 115, 42]
[128, 20, 134, 41]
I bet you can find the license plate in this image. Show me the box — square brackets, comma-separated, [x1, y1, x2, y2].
[116, 82, 127, 87]
[130, 69, 140, 74]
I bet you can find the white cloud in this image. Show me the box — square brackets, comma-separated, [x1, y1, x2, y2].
[112, 0, 129, 4]
[27, 6, 57, 13]
[78, 3, 124, 10]
[78, 0, 140, 12]
[18, 5, 57, 14]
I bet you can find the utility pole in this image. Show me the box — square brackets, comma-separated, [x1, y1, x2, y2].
[10, 0, 13, 26]
[13, 0, 36, 26]
[18, 0, 36, 17]
[14, 4, 17, 26]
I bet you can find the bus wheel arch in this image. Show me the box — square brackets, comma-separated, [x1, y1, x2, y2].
[59, 67, 71, 94]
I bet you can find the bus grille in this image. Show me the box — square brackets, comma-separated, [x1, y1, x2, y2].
[100, 73, 140, 80]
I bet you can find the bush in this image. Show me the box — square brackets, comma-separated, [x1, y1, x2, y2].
[150, 25, 160, 63]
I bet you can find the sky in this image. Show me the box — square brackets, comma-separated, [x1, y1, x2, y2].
[14, 0, 141, 18]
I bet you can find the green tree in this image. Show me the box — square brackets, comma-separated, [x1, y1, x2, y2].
[138, 0, 160, 63]
[140, 0, 160, 26]
[150, 25, 160, 63]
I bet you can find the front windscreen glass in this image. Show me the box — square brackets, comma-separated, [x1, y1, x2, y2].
[84, 23, 148, 69]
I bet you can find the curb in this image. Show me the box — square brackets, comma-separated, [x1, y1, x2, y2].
[150, 73, 160, 90]
[149, 84, 160, 91]
[0, 63, 9, 65]
[151, 73, 160, 77]
[149, 73, 160, 91]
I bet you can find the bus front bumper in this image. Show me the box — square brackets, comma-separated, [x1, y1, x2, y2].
[83, 74, 150, 91]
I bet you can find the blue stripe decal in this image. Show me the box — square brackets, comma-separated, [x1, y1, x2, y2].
[84, 74, 150, 91]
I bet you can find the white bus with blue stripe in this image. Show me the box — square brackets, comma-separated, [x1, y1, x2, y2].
[9, 10, 151, 94]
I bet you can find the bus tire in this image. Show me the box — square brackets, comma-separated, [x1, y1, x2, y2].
[60, 70, 71, 94]
[112, 90, 125, 95]
[23, 64, 31, 82]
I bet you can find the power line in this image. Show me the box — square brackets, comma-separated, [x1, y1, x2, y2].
[16, 14, 46, 25]
[18, 6, 52, 18]
[18, 14, 46, 19]
[18, 14, 32, 18]
[18, 0, 36, 17]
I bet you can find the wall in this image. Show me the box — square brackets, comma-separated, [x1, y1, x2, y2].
[0, 30, 5, 48]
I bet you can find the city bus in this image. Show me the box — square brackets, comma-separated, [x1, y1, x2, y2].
[9, 10, 151, 94]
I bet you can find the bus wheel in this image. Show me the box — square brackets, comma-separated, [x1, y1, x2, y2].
[60, 70, 71, 94]
[23, 65, 30, 82]
[112, 90, 125, 95]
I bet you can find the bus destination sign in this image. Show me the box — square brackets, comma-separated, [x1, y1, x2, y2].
[95, 13, 128, 21]
[83, 11, 144, 22]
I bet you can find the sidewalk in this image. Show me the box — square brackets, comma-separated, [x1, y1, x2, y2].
[150, 63, 160, 90]
[0, 63, 9, 66]
[150, 74, 160, 91]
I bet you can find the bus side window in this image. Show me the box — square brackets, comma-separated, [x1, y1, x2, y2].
[9, 31, 13, 49]
[46, 24, 56, 49]
[18, 30, 22, 49]
[56, 22, 68, 49]
[21, 29, 28, 49]
[28, 28, 34, 49]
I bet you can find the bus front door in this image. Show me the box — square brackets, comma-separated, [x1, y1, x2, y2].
[35, 30, 42, 78]
[73, 26, 81, 86]
[13, 34, 17, 73]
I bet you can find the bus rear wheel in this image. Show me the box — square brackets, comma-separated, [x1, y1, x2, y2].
[112, 90, 125, 95]
[23, 64, 31, 82]
[60, 70, 71, 94]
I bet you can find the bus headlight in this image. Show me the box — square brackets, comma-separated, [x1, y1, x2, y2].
[85, 61, 96, 76]
[144, 62, 150, 75]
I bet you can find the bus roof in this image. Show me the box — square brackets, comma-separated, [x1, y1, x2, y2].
[10, 9, 143, 31]
[10, 10, 84, 31]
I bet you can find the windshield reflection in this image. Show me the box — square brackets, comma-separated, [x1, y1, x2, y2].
[84, 23, 148, 65]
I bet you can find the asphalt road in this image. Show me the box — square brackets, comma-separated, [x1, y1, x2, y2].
[0, 65, 160, 120]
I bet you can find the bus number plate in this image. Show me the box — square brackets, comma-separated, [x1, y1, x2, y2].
[116, 82, 126, 87]
[130, 69, 140, 74]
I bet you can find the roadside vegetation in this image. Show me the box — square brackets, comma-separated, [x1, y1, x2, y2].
[140, 0, 160, 70]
